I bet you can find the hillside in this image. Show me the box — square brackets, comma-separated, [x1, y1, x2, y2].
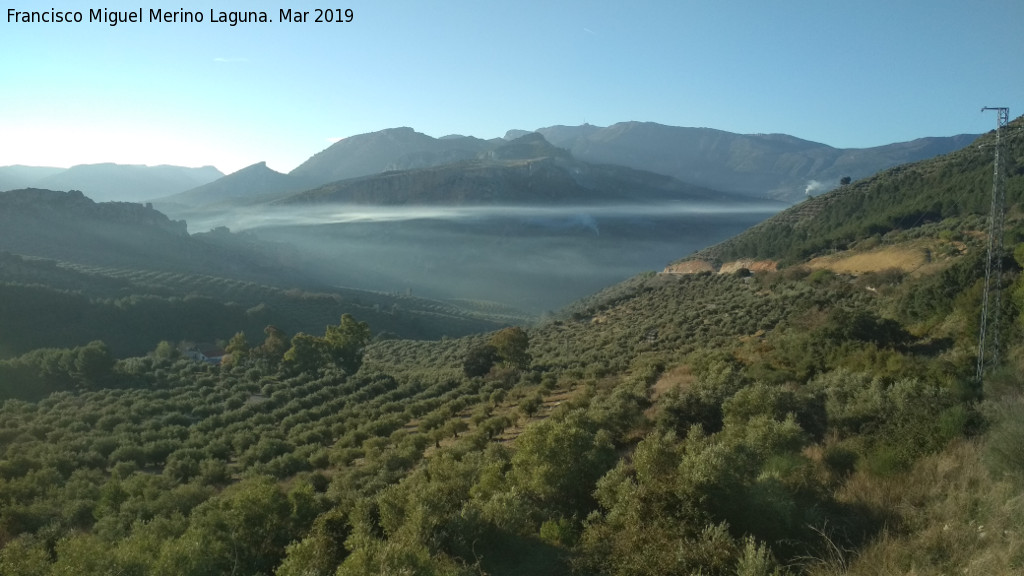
[0, 251, 512, 359]
[0, 122, 1021, 576]
[537, 121, 980, 202]
[0, 190, 517, 356]
[1, 226, 1021, 573]
[153, 161, 306, 211]
[0, 188, 287, 280]
[671, 115, 1024, 269]
[274, 133, 746, 207]
[288, 127, 501, 186]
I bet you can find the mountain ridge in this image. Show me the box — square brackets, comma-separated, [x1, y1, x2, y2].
[270, 133, 752, 207]
[666, 114, 1023, 269]
[0, 163, 224, 202]
[154, 161, 304, 210]
[6, 122, 978, 208]
[536, 120, 980, 202]
[288, 126, 502, 186]
[0, 187, 301, 283]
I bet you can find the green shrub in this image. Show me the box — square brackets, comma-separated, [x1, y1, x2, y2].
[984, 401, 1024, 484]
[822, 443, 858, 477]
[539, 516, 578, 547]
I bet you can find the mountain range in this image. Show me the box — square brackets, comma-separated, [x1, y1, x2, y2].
[535, 122, 980, 201]
[180, 123, 978, 207]
[2, 122, 979, 207]
[268, 133, 742, 208]
[0, 163, 223, 202]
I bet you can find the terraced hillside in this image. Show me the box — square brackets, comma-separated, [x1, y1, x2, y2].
[0, 252, 517, 358]
[0, 121, 1023, 575]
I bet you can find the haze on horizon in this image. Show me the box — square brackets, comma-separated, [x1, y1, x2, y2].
[183, 201, 786, 234]
[2, 0, 1021, 174]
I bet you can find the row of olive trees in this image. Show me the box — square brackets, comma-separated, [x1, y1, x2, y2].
[220, 314, 372, 375]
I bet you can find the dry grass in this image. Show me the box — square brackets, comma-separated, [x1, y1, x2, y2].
[805, 438, 1024, 575]
[650, 364, 695, 400]
[806, 240, 965, 277]
[808, 247, 927, 275]
[643, 364, 695, 423]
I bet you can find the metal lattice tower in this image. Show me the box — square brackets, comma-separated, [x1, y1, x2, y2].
[976, 106, 1010, 383]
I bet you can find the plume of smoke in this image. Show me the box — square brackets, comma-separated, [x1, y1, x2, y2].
[804, 180, 828, 196]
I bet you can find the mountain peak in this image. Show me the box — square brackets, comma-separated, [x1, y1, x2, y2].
[237, 161, 271, 172]
[488, 132, 569, 162]
[289, 127, 501, 186]
[154, 161, 298, 210]
[504, 129, 534, 140]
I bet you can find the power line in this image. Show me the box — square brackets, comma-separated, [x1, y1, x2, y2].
[976, 106, 1009, 383]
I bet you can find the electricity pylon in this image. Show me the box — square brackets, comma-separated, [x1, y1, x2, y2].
[976, 106, 1009, 383]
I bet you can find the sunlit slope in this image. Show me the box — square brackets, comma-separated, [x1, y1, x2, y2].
[671, 116, 1023, 268]
[1, 122, 1023, 575]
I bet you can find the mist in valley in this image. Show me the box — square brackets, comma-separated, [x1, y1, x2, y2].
[190, 202, 783, 314]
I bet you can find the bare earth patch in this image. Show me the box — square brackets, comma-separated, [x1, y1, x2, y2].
[806, 240, 966, 276]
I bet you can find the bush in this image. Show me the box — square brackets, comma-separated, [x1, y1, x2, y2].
[539, 517, 578, 547]
[984, 400, 1024, 484]
[463, 344, 498, 378]
[822, 443, 858, 477]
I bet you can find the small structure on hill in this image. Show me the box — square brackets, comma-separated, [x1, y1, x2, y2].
[183, 343, 225, 365]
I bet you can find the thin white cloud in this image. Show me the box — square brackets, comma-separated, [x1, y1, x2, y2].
[213, 57, 248, 63]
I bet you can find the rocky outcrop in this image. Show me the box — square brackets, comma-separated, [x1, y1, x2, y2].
[718, 259, 778, 274]
[661, 260, 715, 274]
[661, 259, 777, 275]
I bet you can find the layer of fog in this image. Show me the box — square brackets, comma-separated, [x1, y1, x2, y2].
[185, 201, 784, 233]
[207, 203, 783, 314]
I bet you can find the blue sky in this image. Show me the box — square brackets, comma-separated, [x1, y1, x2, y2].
[2, 0, 1021, 174]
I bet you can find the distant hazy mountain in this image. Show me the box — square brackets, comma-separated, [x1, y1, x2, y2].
[283, 123, 978, 206]
[155, 161, 304, 210]
[0, 165, 65, 191]
[534, 121, 980, 202]
[0, 188, 186, 261]
[502, 129, 536, 141]
[288, 127, 502, 186]
[274, 133, 755, 207]
[0, 188, 295, 282]
[5, 163, 225, 202]
[7, 122, 977, 208]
